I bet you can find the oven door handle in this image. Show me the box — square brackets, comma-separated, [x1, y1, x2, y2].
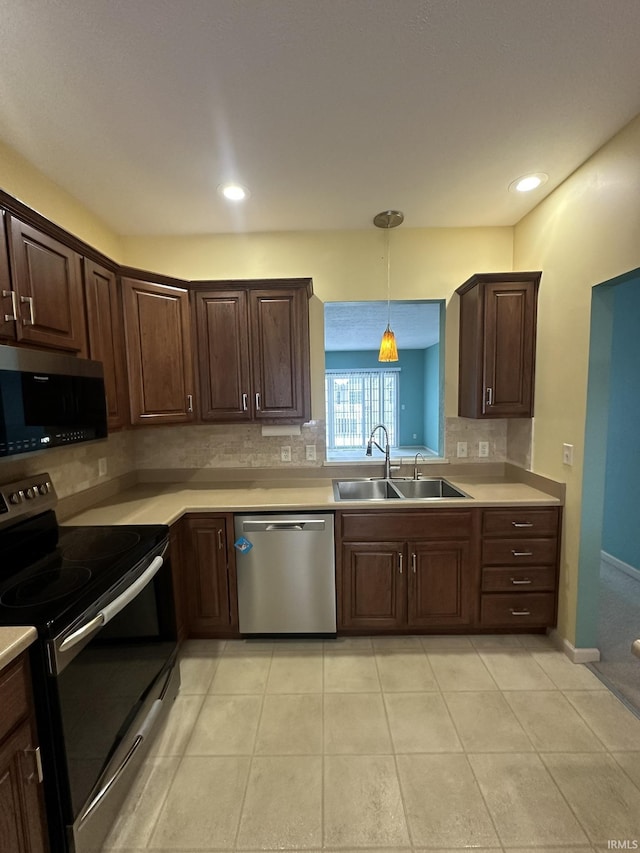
[59, 556, 164, 653]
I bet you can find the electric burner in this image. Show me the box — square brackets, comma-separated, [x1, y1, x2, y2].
[62, 528, 141, 562]
[1, 566, 92, 607]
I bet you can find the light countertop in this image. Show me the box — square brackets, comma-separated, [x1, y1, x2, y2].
[0, 626, 37, 671]
[64, 475, 561, 527]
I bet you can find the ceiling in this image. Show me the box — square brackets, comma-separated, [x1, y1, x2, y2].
[324, 301, 441, 351]
[1, 1, 640, 237]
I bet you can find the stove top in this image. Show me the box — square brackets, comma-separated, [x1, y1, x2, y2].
[0, 474, 169, 636]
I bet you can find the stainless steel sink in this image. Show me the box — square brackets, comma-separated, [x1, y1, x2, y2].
[393, 478, 469, 499]
[332, 478, 469, 501]
[333, 479, 402, 500]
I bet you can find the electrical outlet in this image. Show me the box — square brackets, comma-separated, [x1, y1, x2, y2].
[478, 441, 489, 458]
[280, 446, 292, 462]
[562, 443, 574, 466]
[305, 444, 316, 461]
[98, 457, 107, 477]
[456, 441, 468, 458]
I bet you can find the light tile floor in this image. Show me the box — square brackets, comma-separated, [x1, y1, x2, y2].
[101, 634, 640, 852]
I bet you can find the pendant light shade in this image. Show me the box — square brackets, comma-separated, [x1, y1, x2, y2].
[378, 325, 399, 362]
[374, 210, 403, 363]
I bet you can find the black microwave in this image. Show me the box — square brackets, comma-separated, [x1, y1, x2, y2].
[0, 345, 108, 458]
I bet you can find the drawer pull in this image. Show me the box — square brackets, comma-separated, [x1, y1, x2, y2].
[486, 386, 493, 406]
[510, 608, 531, 616]
[242, 393, 248, 411]
[2, 289, 17, 322]
[510, 578, 532, 585]
[512, 550, 533, 557]
[398, 553, 403, 574]
[512, 521, 533, 528]
[411, 552, 417, 574]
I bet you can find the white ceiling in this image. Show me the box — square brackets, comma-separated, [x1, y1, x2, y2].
[324, 301, 441, 351]
[1, 1, 640, 236]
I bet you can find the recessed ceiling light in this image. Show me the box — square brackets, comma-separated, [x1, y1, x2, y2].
[509, 173, 548, 193]
[218, 183, 250, 201]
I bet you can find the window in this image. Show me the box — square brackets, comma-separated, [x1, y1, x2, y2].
[325, 369, 399, 450]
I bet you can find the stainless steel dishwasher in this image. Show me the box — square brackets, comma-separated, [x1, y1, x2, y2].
[234, 513, 336, 635]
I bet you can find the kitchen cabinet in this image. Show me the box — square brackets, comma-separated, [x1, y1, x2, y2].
[457, 272, 541, 418]
[169, 520, 188, 644]
[0, 211, 13, 340]
[122, 277, 195, 425]
[479, 507, 560, 628]
[83, 259, 129, 431]
[194, 280, 312, 423]
[182, 515, 238, 637]
[338, 510, 475, 631]
[3, 215, 86, 354]
[0, 653, 49, 853]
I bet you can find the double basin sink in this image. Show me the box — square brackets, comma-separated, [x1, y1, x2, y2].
[333, 477, 470, 501]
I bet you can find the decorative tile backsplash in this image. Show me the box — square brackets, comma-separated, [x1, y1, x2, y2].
[0, 417, 532, 499]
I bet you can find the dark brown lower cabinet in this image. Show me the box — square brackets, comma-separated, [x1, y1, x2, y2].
[182, 515, 238, 637]
[338, 510, 476, 632]
[0, 654, 48, 853]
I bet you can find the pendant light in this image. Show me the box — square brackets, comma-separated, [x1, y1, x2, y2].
[374, 209, 404, 362]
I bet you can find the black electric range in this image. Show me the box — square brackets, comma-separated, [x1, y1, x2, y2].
[0, 473, 179, 853]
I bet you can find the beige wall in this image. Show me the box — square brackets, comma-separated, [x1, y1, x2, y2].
[121, 227, 514, 419]
[514, 114, 640, 643]
[0, 139, 123, 261]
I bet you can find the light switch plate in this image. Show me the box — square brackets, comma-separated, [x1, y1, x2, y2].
[457, 441, 468, 458]
[98, 458, 107, 477]
[478, 441, 489, 458]
[562, 443, 574, 465]
[305, 445, 316, 461]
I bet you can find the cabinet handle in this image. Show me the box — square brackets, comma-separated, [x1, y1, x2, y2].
[485, 386, 493, 406]
[242, 393, 248, 411]
[398, 553, 403, 574]
[510, 608, 531, 616]
[20, 295, 35, 326]
[255, 392, 261, 411]
[217, 528, 223, 550]
[2, 289, 17, 322]
[511, 521, 533, 528]
[187, 394, 193, 413]
[23, 746, 43, 784]
[411, 553, 417, 574]
[510, 578, 532, 585]
[511, 550, 533, 557]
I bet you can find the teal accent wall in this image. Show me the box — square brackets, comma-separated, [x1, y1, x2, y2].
[325, 349, 425, 445]
[423, 343, 440, 453]
[601, 278, 640, 568]
[576, 269, 639, 647]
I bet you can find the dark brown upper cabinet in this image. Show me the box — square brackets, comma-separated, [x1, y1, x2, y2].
[122, 277, 195, 425]
[194, 279, 312, 423]
[5, 215, 86, 354]
[457, 272, 541, 418]
[83, 259, 129, 431]
[0, 211, 13, 340]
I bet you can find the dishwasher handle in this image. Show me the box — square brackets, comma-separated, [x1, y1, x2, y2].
[241, 519, 327, 533]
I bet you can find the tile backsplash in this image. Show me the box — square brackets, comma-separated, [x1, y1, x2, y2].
[0, 417, 532, 499]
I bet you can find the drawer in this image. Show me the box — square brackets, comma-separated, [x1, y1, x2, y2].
[480, 593, 556, 627]
[482, 538, 558, 566]
[482, 566, 556, 592]
[340, 510, 473, 542]
[0, 654, 29, 742]
[483, 508, 559, 537]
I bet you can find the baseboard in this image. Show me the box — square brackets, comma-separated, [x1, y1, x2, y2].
[548, 628, 601, 663]
[601, 550, 640, 582]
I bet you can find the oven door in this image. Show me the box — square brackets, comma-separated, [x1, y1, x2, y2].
[46, 543, 179, 853]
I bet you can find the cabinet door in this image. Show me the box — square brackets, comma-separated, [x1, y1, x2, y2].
[183, 516, 237, 636]
[195, 290, 252, 421]
[340, 542, 406, 630]
[408, 540, 472, 628]
[248, 288, 310, 420]
[169, 521, 188, 644]
[122, 278, 195, 425]
[0, 211, 15, 340]
[7, 216, 86, 353]
[84, 260, 129, 431]
[0, 721, 48, 853]
[482, 281, 537, 417]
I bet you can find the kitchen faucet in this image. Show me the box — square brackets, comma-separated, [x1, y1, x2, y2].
[366, 423, 392, 479]
[413, 452, 426, 480]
